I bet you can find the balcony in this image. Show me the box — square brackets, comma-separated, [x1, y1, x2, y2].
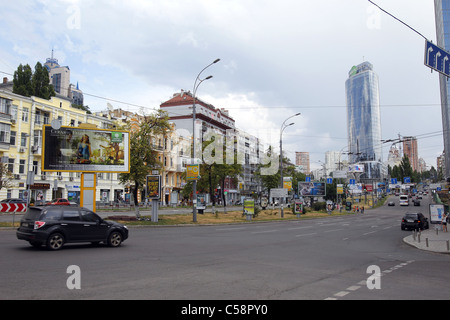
[31, 145, 42, 155]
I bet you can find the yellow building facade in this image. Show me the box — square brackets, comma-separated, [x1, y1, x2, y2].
[0, 86, 119, 204]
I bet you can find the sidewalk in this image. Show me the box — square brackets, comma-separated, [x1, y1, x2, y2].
[403, 225, 450, 254]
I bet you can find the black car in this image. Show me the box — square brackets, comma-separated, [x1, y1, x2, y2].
[401, 212, 429, 231]
[16, 206, 128, 250]
[413, 199, 421, 206]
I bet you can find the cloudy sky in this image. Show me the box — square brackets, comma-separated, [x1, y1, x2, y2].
[0, 0, 443, 171]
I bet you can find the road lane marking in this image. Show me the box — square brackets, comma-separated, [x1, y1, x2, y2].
[325, 260, 416, 300]
[324, 228, 344, 233]
[334, 291, 349, 297]
[295, 232, 317, 237]
[251, 229, 278, 234]
[287, 226, 313, 231]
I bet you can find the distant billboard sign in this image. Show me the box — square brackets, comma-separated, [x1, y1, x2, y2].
[42, 125, 130, 173]
[348, 164, 364, 173]
[298, 182, 326, 196]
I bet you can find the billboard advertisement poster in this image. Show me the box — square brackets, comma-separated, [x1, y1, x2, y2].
[197, 194, 206, 210]
[186, 164, 200, 180]
[294, 201, 303, 214]
[146, 175, 161, 200]
[243, 199, 254, 215]
[429, 204, 445, 223]
[298, 182, 326, 196]
[42, 125, 130, 173]
[348, 164, 364, 173]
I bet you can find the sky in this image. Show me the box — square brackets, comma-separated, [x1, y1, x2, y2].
[0, 0, 443, 172]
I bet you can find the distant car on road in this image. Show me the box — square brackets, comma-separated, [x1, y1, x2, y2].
[413, 199, 421, 206]
[45, 198, 71, 206]
[388, 201, 395, 206]
[16, 205, 129, 250]
[401, 212, 429, 231]
[1, 198, 27, 204]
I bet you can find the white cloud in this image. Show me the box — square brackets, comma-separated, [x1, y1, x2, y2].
[0, 0, 443, 167]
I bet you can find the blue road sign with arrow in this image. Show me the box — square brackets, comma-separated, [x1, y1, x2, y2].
[425, 40, 450, 77]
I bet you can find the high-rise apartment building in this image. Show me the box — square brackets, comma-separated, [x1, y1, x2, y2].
[402, 136, 419, 172]
[44, 54, 71, 98]
[295, 152, 310, 174]
[435, 0, 450, 179]
[345, 61, 384, 181]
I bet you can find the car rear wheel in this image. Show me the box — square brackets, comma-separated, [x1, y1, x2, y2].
[107, 231, 123, 247]
[46, 233, 65, 250]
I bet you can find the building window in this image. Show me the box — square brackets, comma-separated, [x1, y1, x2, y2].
[9, 131, 16, 146]
[33, 161, 38, 175]
[0, 98, 11, 114]
[35, 110, 41, 124]
[11, 105, 18, 121]
[20, 132, 27, 147]
[22, 107, 29, 122]
[8, 158, 14, 173]
[0, 123, 10, 143]
[33, 130, 42, 147]
[19, 159, 25, 174]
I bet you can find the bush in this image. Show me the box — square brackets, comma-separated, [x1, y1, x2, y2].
[312, 202, 326, 212]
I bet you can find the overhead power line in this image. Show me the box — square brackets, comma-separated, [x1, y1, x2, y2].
[367, 0, 429, 40]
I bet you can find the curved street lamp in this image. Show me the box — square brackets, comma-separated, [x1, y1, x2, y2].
[279, 113, 301, 218]
[192, 59, 220, 223]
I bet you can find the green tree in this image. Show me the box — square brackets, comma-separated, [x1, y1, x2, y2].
[31, 62, 55, 99]
[13, 64, 33, 97]
[118, 110, 172, 217]
[255, 146, 280, 197]
[13, 62, 55, 99]
[198, 133, 242, 208]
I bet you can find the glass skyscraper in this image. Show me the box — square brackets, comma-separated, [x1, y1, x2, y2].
[345, 61, 383, 180]
[435, 0, 450, 179]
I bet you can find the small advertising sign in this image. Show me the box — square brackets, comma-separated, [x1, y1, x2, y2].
[197, 194, 206, 210]
[430, 204, 445, 223]
[243, 199, 255, 215]
[146, 175, 161, 200]
[294, 201, 303, 214]
[186, 164, 200, 181]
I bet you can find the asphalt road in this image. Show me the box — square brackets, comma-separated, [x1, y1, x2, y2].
[1, 194, 449, 301]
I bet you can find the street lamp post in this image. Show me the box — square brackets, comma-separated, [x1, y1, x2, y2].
[279, 113, 301, 218]
[192, 59, 220, 223]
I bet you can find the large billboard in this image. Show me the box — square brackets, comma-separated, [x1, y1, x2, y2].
[298, 182, 326, 196]
[42, 125, 130, 173]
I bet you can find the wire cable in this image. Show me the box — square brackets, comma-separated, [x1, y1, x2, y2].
[367, 0, 429, 40]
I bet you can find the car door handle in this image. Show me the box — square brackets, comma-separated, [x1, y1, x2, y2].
[61, 223, 68, 226]
[83, 224, 90, 227]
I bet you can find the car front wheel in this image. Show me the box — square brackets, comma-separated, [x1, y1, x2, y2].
[107, 231, 123, 247]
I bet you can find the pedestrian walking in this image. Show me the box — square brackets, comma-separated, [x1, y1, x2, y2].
[361, 206, 364, 214]
[442, 213, 448, 232]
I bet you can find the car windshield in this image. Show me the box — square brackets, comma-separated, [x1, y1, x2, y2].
[405, 213, 418, 219]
